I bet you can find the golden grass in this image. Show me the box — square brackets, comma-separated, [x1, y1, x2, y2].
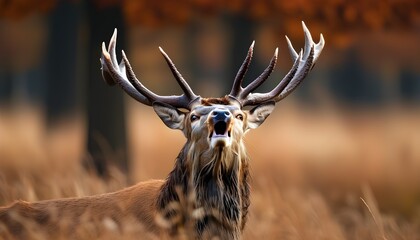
[1, 103, 420, 239]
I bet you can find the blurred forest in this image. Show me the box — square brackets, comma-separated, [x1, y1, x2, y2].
[0, 0, 420, 239]
[0, 0, 418, 171]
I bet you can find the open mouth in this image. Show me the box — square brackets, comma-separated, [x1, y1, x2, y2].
[209, 121, 231, 147]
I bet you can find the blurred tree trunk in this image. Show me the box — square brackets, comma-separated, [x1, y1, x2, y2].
[85, 2, 127, 175]
[45, 1, 81, 121]
[0, 73, 13, 106]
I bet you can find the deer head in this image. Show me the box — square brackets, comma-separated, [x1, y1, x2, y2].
[101, 21, 323, 155]
[100, 21, 324, 237]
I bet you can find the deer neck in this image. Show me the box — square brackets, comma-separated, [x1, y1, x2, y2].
[157, 142, 250, 236]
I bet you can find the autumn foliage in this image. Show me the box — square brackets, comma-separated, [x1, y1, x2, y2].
[1, 0, 418, 31]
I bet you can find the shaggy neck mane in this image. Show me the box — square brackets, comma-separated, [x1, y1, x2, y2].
[157, 138, 250, 238]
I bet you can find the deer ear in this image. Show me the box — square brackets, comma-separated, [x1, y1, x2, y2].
[246, 102, 276, 129]
[153, 102, 185, 130]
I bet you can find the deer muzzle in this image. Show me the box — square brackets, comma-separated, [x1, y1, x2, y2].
[208, 110, 233, 148]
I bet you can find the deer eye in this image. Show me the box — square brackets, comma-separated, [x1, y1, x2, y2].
[236, 114, 244, 121]
[190, 114, 200, 122]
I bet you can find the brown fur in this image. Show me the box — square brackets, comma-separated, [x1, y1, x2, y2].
[0, 180, 163, 238]
[201, 96, 232, 106]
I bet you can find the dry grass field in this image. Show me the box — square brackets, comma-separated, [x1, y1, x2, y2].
[1, 102, 420, 239]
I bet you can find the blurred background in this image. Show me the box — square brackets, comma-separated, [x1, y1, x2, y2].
[0, 0, 419, 238]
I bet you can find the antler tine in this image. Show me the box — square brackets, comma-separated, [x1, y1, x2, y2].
[313, 33, 325, 66]
[302, 21, 314, 60]
[240, 48, 278, 98]
[101, 34, 151, 105]
[239, 21, 324, 107]
[159, 47, 198, 101]
[285, 36, 298, 62]
[101, 29, 200, 109]
[108, 28, 119, 68]
[287, 22, 324, 67]
[229, 41, 255, 98]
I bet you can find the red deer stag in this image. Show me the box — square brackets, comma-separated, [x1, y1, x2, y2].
[0, 22, 324, 239]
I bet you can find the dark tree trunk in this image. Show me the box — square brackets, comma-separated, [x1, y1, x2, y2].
[45, 1, 81, 122]
[85, 3, 128, 175]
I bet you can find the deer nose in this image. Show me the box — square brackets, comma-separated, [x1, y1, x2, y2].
[212, 110, 231, 122]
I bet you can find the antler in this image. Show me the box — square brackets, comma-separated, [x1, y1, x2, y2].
[100, 29, 200, 109]
[228, 21, 325, 107]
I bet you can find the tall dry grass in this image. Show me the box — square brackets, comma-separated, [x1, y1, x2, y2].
[1, 103, 420, 239]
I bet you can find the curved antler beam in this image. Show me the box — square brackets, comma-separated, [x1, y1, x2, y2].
[229, 21, 325, 107]
[101, 29, 200, 109]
